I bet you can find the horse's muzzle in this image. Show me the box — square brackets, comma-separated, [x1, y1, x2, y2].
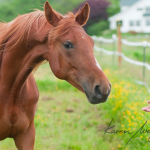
[84, 84, 111, 104]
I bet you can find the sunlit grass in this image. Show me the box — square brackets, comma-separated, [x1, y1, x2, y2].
[0, 53, 150, 149]
[101, 68, 150, 150]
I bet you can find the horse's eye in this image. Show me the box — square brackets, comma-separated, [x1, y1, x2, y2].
[63, 41, 73, 49]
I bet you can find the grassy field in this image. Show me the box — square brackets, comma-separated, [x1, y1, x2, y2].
[0, 47, 150, 150]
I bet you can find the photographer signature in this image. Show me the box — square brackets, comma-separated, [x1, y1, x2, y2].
[104, 118, 150, 145]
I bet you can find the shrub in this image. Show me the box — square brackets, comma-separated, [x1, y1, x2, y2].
[87, 20, 109, 36]
[74, 0, 110, 29]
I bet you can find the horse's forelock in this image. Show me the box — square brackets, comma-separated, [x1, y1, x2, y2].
[0, 9, 81, 51]
[0, 10, 47, 51]
[48, 11, 82, 42]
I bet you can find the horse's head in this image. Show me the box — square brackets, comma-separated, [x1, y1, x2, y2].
[44, 2, 111, 104]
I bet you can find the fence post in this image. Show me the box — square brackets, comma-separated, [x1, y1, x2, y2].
[143, 41, 147, 81]
[112, 34, 116, 63]
[117, 21, 122, 67]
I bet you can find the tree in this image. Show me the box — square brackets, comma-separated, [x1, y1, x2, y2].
[74, 0, 110, 28]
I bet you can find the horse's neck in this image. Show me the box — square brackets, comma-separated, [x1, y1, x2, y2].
[0, 22, 50, 97]
[0, 50, 3, 71]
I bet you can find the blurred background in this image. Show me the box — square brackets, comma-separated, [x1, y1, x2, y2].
[0, 0, 119, 35]
[0, 0, 150, 150]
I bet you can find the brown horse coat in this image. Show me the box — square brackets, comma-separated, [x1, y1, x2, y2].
[0, 2, 111, 149]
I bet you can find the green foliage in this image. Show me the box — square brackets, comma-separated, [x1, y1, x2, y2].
[107, 0, 120, 17]
[107, 5, 120, 17]
[85, 0, 120, 36]
[0, 0, 45, 21]
[0, 0, 120, 36]
[50, 0, 85, 14]
[87, 20, 109, 36]
[0, 0, 85, 22]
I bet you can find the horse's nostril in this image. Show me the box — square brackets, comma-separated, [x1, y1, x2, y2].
[94, 85, 102, 99]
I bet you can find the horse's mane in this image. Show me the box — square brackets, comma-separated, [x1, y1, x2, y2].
[0, 10, 46, 51]
[0, 9, 80, 51]
[0, 8, 80, 71]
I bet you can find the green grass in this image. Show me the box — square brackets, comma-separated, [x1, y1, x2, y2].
[0, 64, 116, 150]
[0, 0, 86, 22]
[0, 51, 150, 150]
[97, 61, 150, 150]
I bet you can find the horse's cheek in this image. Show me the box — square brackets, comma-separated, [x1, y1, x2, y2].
[49, 51, 60, 75]
[49, 51, 68, 80]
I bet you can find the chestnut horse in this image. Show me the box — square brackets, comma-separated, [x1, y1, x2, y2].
[0, 1, 111, 149]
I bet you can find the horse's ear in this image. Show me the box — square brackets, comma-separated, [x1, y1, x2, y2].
[76, 3, 90, 26]
[44, 1, 61, 26]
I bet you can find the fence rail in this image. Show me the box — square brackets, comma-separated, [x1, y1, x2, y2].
[94, 46, 150, 71]
[92, 35, 150, 92]
[92, 35, 150, 47]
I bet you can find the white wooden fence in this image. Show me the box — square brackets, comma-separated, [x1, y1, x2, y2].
[92, 34, 150, 92]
